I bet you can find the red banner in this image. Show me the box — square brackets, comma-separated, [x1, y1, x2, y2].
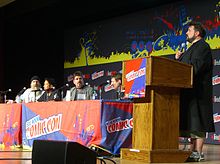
[0, 103, 22, 149]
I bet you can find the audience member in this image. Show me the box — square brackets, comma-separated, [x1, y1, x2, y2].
[38, 77, 60, 102]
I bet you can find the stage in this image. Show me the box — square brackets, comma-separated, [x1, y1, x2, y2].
[1, 100, 220, 163]
[0, 144, 219, 164]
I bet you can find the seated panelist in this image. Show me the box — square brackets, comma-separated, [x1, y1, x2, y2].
[18, 75, 43, 103]
[64, 71, 93, 101]
[38, 77, 60, 102]
[110, 73, 125, 99]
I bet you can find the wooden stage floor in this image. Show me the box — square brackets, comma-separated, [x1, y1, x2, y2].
[0, 144, 219, 164]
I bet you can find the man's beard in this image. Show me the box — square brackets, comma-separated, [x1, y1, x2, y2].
[187, 35, 196, 43]
[31, 85, 40, 90]
[75, 83, 84, 89]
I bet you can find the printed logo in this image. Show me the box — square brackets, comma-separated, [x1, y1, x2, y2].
[104, 84, 114, 92]
[213, 75, 220, 85]
[213, 59, 220, 66]
[213, 96, 220, 103]
[213, 134, 220, 141]
[105, 117, 133, 133]
[106, 71, 117, 76]
[92, 71, 104, 80]
[25, 114, 62, 139]
[126, 68, 146, 82]
[213, 113, 220, 123]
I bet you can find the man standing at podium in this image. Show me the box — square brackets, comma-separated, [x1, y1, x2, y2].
[175, 21, 215, 162]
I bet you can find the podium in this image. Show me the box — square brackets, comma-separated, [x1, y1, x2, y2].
[120, 56, 193, 163]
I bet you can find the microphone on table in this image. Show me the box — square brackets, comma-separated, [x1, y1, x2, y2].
[99, 80, 110, 87]
[0, 89, 12, 103]
[7, 88, 12, 92]
[0, 89, 12, 94]
[56, 84, 70, 100]
[98, 80, 110, 99]
[17, 87, 27, 96]
[57, 83, 70, 90]
[31, 88, 42, 92]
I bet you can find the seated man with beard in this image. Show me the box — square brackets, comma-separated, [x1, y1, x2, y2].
[65, 71, 93, 101]
[19, 75, 43, 103]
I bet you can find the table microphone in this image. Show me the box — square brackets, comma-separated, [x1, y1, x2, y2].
[57, 83, 69, 90]
[17, 87, 27, 96]
[0, 89, 12, 94]
[99, 80, 110, 87]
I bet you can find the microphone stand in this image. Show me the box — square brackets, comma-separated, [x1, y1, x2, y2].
[17, 87, 27, 96]
[56, 84, 69, 100]
[0, 89, 12, 103]
[4, 94, 7, 103]
[99, 87, 102, 100]
[61, 91, 64, 100]
[98, 81, 110, 100]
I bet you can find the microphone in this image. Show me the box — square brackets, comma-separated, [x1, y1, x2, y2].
[99, 80, 110, 87]
[0, 89, 12, 103]
[17, 87, 27, 96]
[58, 83, 70, 100]
[45, 87, 56, 92]
[57, 83, 69, 90]
[179, 42, 186, 52]
[0, 89, 12, 94]
[98, 80, 110, 99]
[31, 88, 42, 92]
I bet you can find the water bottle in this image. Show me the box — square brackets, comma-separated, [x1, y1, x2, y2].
[92, 90, 98, 100]
[15, 95, 21, 103]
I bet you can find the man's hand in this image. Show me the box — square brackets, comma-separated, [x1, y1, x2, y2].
[175, 51, 183, 60]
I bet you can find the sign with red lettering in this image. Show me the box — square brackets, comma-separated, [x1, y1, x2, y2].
[123, 58, 146, 98]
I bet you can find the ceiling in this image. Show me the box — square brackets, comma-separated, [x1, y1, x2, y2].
[0, 0, 15, 7]
[2, 0, 180, 24]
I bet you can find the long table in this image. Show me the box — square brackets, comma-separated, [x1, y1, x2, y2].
[0, 100, 133, 154]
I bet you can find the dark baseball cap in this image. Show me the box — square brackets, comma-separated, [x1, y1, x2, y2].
[30, 75, 40, 82]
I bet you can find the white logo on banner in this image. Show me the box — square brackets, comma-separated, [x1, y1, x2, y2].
[92, 71, 104, 80]
[126, 68, 146, 82]
[212, 75, 220, 85]
[213, 113, 220, 123]
[25, 114, 62, 139]
[213, 59, 220, 66]
[213, 134, 220, 141]
[213, 96, 220, 103]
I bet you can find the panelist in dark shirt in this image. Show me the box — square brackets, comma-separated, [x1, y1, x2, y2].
[38, 77, 60, 102]
[110, 73, 124, 99]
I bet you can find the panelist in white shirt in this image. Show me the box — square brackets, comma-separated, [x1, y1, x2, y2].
[19, 75, 43, 103]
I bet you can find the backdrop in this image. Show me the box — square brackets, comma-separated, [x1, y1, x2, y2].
[64, 0, 220, 144]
